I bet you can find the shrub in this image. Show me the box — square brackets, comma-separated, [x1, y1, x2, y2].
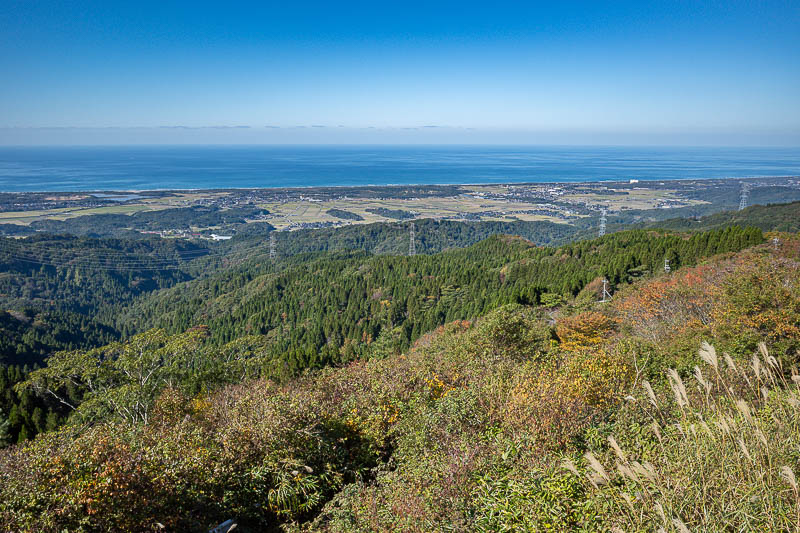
[556, 311, 617, 352]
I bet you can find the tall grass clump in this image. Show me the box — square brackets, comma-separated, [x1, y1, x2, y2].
[567, 342, 800, 532]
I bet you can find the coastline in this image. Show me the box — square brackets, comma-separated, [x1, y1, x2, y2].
[0, 174, 798, 195]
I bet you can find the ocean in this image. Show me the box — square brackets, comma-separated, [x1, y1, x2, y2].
[0, 145, 798, 192]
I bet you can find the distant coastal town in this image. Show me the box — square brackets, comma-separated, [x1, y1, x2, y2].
[1, 176, 798, 240]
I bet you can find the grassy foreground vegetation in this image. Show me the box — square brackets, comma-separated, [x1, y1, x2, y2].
[0, 230, 798, 531]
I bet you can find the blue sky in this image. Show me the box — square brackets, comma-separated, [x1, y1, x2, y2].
[1, 0, 799, 145]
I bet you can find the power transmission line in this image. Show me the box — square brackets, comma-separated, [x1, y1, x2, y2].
[600, 278, 612, 302]
[739, 182, 750, 211]
[598, 209, 607, 237]
[408, 222, 416, 256]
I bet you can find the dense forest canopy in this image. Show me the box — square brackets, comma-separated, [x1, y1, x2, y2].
[118, 226, 763, 376]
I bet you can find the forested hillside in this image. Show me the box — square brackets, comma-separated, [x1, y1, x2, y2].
[120, 226, 762, 376]
[1, 233, 797, 531]
[246, 218, 579, 257]
[0, 225, 764, 446]
[0, 234, 204, 315]
[0, 236, 215, 443]
[565, 198, 800, 242]
[0, 309, 117, 366]
[0, 217, 586, 352]
[647, 200, 800, 232]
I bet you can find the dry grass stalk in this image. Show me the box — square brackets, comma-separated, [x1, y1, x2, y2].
[654, 501, 668, 526]
[608, 435, 627, 462]
[714, 417, 731, 436]
[561, 457, 579, 476]
[737, 437, 753, 463]
[780, 466, 798, 492]
[781, 465, 800, 528]
[667, 369, 689, 409]
[759, 343, 780, 373]
[723, 352, 738, 373]
[754, 428, 768, 448]
[584, 451, 610, 486]
[651, 421, 663, 444]
[620, 491, 635, 512]
[694, 366, 711, 396]
[735, 399, 754, 425]
[643, 380, 658, 408]
[699, 341, 718, 372]
[632, 461, 657, 483]
[617, 462, 640, 484]
[752, 355, 764, 383]
[672, 517, 691, 533]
